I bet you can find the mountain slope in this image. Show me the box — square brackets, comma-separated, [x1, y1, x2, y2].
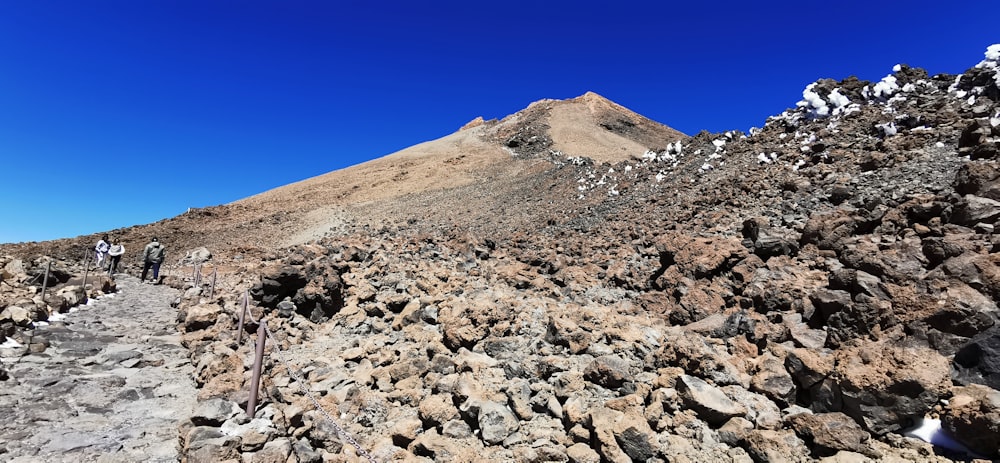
[1, 92, 685, 259]
[4, 46, 1000, 462]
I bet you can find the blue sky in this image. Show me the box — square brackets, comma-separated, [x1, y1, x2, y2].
[1, 1, 996, 244]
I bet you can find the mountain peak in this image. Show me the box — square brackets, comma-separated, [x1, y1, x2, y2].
[483, 92, 686, 163]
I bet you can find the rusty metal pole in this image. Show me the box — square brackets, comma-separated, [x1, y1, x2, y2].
[82, 250, 91, 293]
[209, 267, 217, 299]
[40, 260, 51, 302]
[247, 318, 267, 416]
[237, 289, 248, 343]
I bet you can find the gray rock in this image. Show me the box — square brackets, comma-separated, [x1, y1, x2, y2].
[677, 374, 747, 426]
[248, 438, 292, 463]
[477, 401, 520, 444]
[441, 419, 473, 439]
[952, 194, 1000, 226]
[292, 437, 322, 463]
[583, 355, 631, 389]
[751, 352, 797, 406]
[191, 398, 239, 427]
[0, 306, 32, 327]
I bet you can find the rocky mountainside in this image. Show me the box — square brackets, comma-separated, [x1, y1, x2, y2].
[3, 45, 1000, 462]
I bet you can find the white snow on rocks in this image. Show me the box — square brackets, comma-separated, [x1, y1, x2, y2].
[797, 83, 860, 121]
[977, 43, 1000, 86]
[875, 121, 897, 137]
[799, 83, 830, 118]
[868, 74, 900, 101]
[949, 43, 1000, 99]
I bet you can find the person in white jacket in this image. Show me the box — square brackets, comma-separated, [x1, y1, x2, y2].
[107, 238, 125, 276]
[94, 235, 110, 269]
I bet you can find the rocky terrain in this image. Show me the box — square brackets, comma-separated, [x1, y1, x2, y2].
[3, 45, 1000, 462]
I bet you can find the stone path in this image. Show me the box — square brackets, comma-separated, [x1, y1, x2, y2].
[0, 276, 195, 462]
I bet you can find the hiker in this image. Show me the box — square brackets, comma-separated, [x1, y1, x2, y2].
[107, 238, 125, 276]
[94, 235, 110, 269]
[140, 237, 166, 283]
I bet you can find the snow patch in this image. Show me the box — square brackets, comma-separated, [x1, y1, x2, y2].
[876, 122, 897, 137]
[902, 418, 984, 458]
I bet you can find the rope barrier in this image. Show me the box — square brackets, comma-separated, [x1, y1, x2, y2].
[241, 293, 378, 463]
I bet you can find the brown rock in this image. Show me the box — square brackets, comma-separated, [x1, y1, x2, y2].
[184, 303, 223, 332]
[418, 394, 458, 426]
[566, 442, 601, 463]
[788, 412, 876, 457]
[653, 232, 749, 279]
[409, 428, 477, 461]
[942, 384, 1000, 458]
[742, 429, 811, 463]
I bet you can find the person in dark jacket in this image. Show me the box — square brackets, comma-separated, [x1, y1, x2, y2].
[107, 238, 125, 276]
[141, 237, 166, 283]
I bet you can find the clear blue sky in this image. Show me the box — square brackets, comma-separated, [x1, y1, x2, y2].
[1, 1, 996, 244]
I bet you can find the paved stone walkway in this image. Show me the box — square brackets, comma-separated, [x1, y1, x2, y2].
[0, 276, 195, 462]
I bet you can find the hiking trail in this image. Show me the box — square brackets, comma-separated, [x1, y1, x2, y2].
[0, 275, 195, 462]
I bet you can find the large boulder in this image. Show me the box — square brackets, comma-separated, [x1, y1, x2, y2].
[652, 232, 749, 281]
[249, 259, 343, 322]
[832, 344, 951, 435]
[181, 247, 213, 265]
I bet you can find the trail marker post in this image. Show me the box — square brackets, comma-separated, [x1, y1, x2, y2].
[237, 289, 248, 343]
[82, 250, 91, 292]
[247, 318, 267, 416]
[40, 260, 51, 302]
[209, 267, 217, 299]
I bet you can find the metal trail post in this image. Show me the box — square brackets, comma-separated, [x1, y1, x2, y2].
[82, 250, 91, 293]
[40, 260, 51, 302]
[247, 318, 267, 416]
[209, 267, 217, 299]
[237, 289, 249, 343]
